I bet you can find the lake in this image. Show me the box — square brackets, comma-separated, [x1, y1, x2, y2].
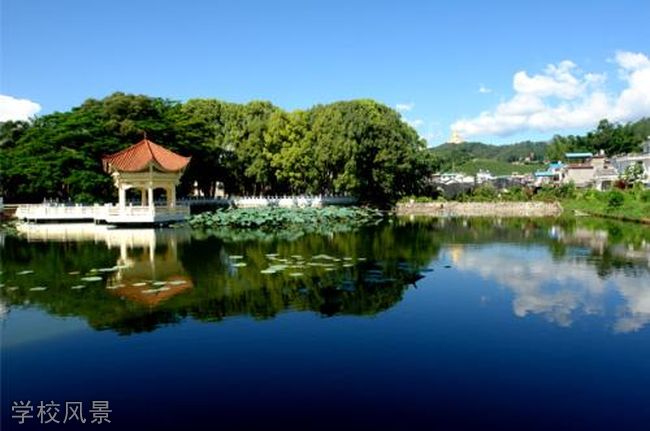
[2, 217, 650, 430]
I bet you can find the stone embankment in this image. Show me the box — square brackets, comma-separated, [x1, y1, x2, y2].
[396, 202, 563, 217]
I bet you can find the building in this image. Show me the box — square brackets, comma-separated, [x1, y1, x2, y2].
[16, 136, 193, 225]
[101, 136, 192, 224]
[534, 162, 565, 185]
[448, 130, 464, 145]
[563, 152, 595, 187]
[611, 137, 650, 187]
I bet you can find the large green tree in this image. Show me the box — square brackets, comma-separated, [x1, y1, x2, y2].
[1, 92, 435, 205]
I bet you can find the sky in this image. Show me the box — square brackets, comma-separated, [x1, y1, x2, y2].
[1, 0, 649, 145]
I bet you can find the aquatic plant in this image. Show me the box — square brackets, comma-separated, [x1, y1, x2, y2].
[188, 206, 384, 231]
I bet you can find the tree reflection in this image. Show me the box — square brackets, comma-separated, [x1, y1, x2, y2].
[1, 217, 649, 334]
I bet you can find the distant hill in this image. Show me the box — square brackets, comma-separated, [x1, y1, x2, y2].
[431, 140, 548, 174]
[456, 159, 545, 176]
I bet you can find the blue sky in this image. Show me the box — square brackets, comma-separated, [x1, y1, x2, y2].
[1, 0, 649, 145]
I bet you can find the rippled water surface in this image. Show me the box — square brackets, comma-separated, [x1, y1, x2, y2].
[2, 218, 650, 430]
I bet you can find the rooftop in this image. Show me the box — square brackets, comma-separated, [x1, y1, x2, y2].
[102, 137, 191, 173]
[565, 152, 593, 159]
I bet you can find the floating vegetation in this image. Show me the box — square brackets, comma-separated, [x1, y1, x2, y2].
[17, 270, 34, 276]
[29, 286, 47, 291]
[229, 255, 244, 260]
[70, 285, 86, 290]
[81, 276, 102, 282]
[289, 272, 304, 277]
[313, 254, 335, 260]
[269, 264, 288, 271]
[260, 269, 277, 274]
[7, 286, 19, 291]
[98, 267, 118, 272]
[167, 280, 187, 286]
[232, 262, 247, 267]
[189, 207, 384, 231]
[68, 271, 81, 275]
[106, 284, 123, 290]
[132, 282, 147, 287]
[142, 287, 170, 294]
[152, 281, 167, 286]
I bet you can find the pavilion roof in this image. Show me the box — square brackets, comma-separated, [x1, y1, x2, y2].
[102, 138, 191, 173]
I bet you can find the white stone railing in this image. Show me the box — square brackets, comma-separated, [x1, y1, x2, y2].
[16, 204, 99, 220]
[105, 205, 190, 217]
[179, 195, 357, 208]
[14, 195, 357, 221]
[16, 203, 190, 222]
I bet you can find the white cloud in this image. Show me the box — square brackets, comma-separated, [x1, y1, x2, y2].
[0, 94, 41, 121]
[452, 51, 650, 138]
[395, 102, 414, 112]
[478, 85, 492, 94]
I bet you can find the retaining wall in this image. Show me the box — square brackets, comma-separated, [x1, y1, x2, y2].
[396, 201, 563, 217]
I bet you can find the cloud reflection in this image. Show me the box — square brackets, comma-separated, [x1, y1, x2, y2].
[449, 244, 650, 332]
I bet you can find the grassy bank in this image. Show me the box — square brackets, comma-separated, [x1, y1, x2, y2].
[560, 189, 650, 223]
[400, 184, 650, 224]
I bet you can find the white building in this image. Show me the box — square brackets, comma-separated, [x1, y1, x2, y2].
[611, 138, 650, 187]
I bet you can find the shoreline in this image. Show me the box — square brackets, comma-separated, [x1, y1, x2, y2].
[395, 201, 564, 217]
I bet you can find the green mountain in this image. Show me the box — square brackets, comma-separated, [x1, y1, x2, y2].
[430, 117, 650, 175]
[430, 140, 548, 174]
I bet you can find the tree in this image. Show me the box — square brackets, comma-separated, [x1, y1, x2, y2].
[620, 163, 646, 186]
[2, 93, 437, 205]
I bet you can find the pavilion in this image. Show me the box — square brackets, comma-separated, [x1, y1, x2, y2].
[14, 136, 192, 225]
[101, 136, 192, 224]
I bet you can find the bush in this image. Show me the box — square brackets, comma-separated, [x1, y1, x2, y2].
[397, 195, 435, 204]
[581, 189, 600, 201]
[501, 186, 531, 201]
[607, 190, 625, 208]
[471, 184, 499, 202]
[637, 189, 650, 203]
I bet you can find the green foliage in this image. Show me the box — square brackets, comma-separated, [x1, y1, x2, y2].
[431, 140, 547, 166]
[501, 186, 532, 201]
[561, 187, 650, 221]
[607, 190, 625, 208]
[397, 195, 436, 203]
[548, 118, 646, 161]
[455, 159, 543, 176]
[620, 163, 646, 185]
[639, 189, 650, 203]
[189, 206, 384, 231]
[469, 183, 499, 201]
[1, 93, 435, 205]
[428, 118, 649, 175]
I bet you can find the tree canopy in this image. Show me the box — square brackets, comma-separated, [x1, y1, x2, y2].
[547, 118, 648, 162]
[0, 92, 435, 205]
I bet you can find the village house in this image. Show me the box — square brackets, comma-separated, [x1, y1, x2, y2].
[611, 137, 650, 187]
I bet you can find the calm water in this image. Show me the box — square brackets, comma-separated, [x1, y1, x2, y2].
[2, 218, 650, 430]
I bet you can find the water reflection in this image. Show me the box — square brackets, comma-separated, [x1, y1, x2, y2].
[440, 219, 650, 332]
[1, 218, 649, 333]
[2, 223, 429, 333]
